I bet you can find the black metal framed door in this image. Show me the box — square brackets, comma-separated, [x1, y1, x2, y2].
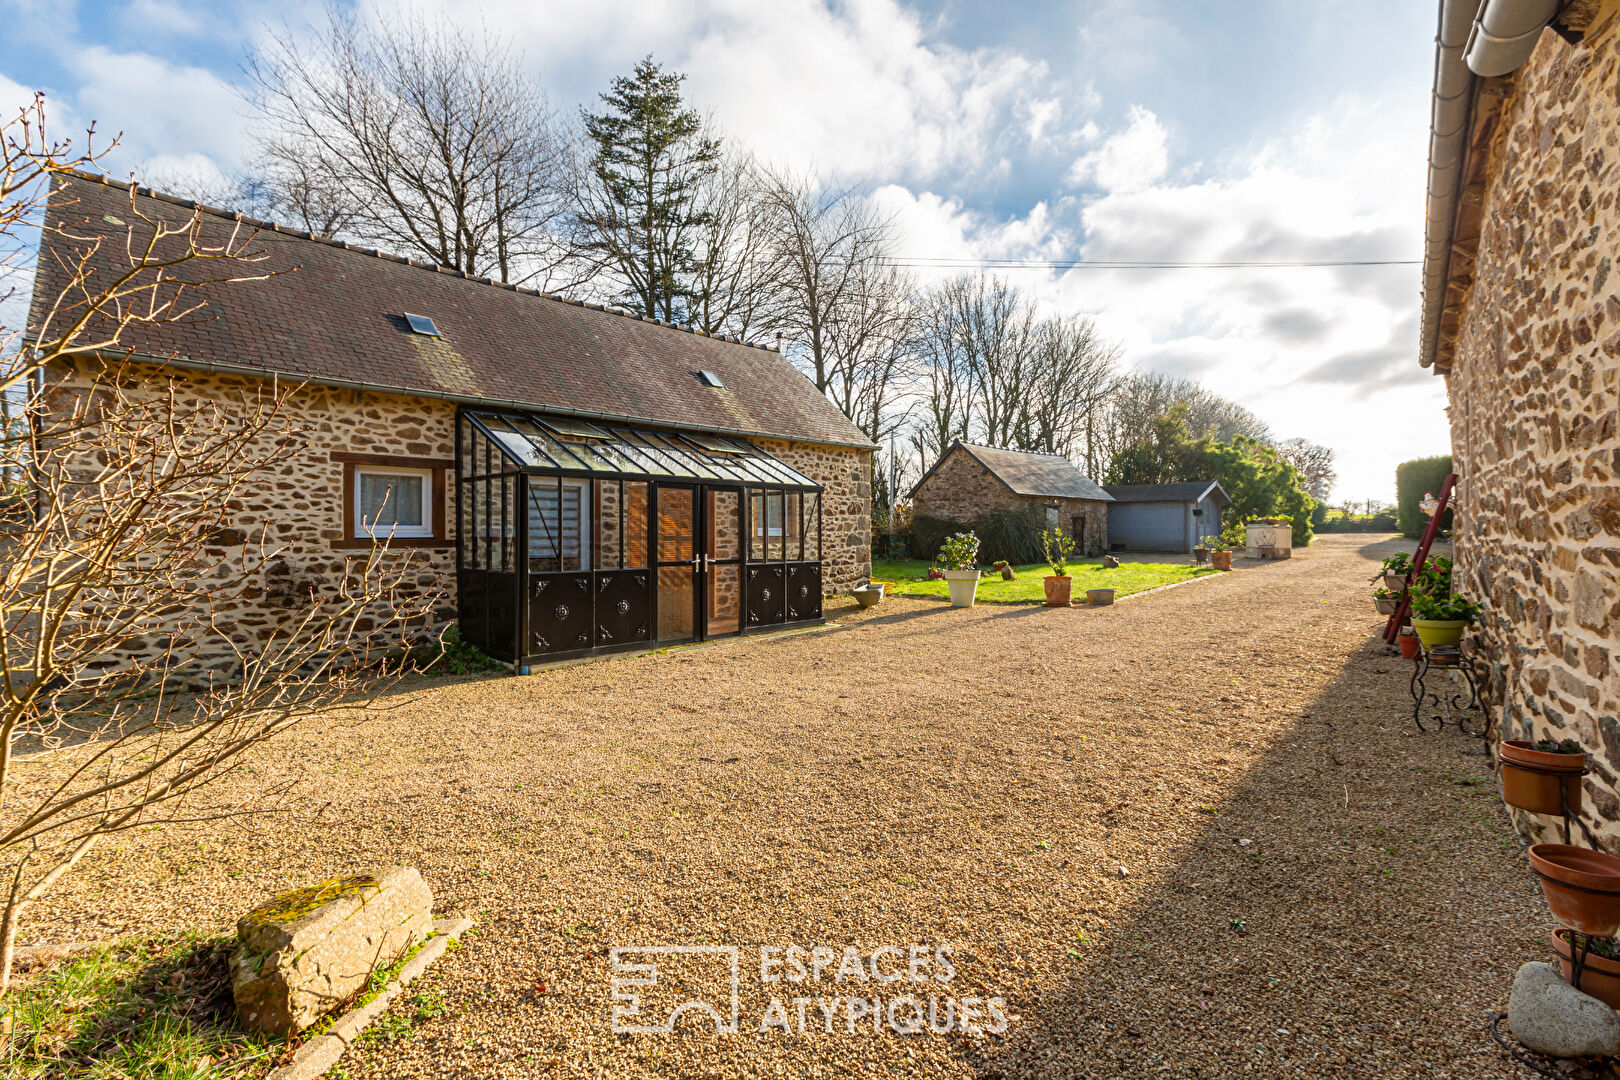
[654, 484, 699, 642]
[702, 487, 743, 638]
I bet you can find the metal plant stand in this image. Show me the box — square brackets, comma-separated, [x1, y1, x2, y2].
[1490, 1011, 1620, 1077]
[1410, 644, 1487, 743]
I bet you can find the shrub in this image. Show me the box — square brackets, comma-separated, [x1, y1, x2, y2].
[1396, 455, 1454, 538]
[936, 531, 980, 571]
[911, 506, 1046, 565]
[1040, 527, 1076, 577]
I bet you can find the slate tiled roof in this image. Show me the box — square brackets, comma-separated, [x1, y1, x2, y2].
[914, 442, 1111, 501]
[33, 173, 875, 450]
[1103, 481, 1230, 505]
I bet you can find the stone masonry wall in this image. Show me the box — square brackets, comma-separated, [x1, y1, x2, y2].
[758, 438, 873, 593]
[47, 360, 460, 684]
[911, 447, 1108, 556]
[1445, 7, 1620, 844]
[48, 362, 873, 679]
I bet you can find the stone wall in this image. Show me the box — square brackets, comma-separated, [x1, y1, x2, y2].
[46, 360, 459, 684]
[758, 438, 873, 593]
[1443, 6, 1620, 844]
[911, 447, 1108, 556]
[47, 362, 872, 679]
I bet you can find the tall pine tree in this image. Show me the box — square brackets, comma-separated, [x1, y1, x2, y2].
[577, 57, 720, 322]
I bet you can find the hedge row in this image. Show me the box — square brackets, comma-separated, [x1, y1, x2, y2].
[1395, 455, 1454, 538]
[908, 507, 1048, 566]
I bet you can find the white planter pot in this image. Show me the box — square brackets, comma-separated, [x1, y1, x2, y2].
[943, 569, 981, 608]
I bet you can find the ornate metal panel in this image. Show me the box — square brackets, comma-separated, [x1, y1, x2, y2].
[746, 564, 785, 626]
[528, 572, 593, 655]
[786, 562, 822, 622]
[596, 571, 651, 646]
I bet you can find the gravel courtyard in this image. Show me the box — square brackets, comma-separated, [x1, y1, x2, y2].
[37, 534, 1545, 1078]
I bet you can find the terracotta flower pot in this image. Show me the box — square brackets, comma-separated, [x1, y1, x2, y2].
[1499, 740, 1585, 817]
[1043, 576, 1072, 607]
[1528, 844, 1620, 937]
[1551, 928, 1620, 1010]
[1212, 551, 1232, 571]
[1398, 630, 1421, 660]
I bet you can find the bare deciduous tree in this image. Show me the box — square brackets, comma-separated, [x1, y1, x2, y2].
[1275, 437, 1338, 500]
[765, 169, 898, 396]
[1019, 313, 1121, 459]
[688, 149, 788, 342]
[0, 103, 435, 994]
[245, 4, 573, 287]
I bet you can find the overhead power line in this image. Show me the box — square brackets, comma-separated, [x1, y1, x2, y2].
[872, 257, 1419, 270]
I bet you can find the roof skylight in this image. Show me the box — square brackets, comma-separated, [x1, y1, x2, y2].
[695, 370, 725, 388]
[403, 313, 440, 336]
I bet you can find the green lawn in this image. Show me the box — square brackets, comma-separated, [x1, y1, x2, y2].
[870, 559, 1217, 604]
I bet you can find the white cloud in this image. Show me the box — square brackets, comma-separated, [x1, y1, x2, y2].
[65, 46, 249, 171]
[1066, 104, 1169, 193]
[396, 0, 1087, 185]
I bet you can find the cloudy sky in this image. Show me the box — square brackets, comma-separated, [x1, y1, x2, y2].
[0, 0, 1449, 503]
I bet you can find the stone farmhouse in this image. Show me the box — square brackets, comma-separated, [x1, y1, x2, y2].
[909, 442, 1112, 555]
[33, 174, 875, 671]
[1420, 0, 1620, 837]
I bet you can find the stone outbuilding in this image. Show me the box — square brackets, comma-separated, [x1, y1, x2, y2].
[909, 442, 1112, 555]
[1102, 482, 1231, 554]
[32, 173, 875, 672]
[1417, 1, 1620, 840]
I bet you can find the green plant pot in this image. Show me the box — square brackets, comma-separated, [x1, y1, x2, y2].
[1411, 618, 1466, 648]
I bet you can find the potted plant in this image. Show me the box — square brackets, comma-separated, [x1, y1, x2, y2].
[1372, 588, 1401, 615]
[1202, 534, 1232, 571]
[1398, 627, 1421, 659]
[1192, 545, 1209, 565]
[1039, 528, 1076, 607]
[938, 532, 981, 608]
[1500, 738, 1585, 816]
[1373, 552, 1413, 592]
[1528, 844, 1620, 937]
[1408, 589, 1480, 649]
[1551, 930, 1620, 1009]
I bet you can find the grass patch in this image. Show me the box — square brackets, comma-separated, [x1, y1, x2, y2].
[871, 559, 1216, 604]
[7, 930, 445, 1079]
[4, 934, 283, 1079]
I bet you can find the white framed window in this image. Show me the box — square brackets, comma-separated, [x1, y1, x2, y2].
[354, 466, 434, 539]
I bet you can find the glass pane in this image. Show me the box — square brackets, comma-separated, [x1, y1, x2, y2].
[359, 473, 424, 530]
[785, 492, 802, 561]
[498, 474, 516, 572]
[766, 492, 783, 560]
[528, 480, 589, 572]
[708, 489, 740, 560]
[708, 563, 741, 635]
[657, 566, 694, 640]
[658, 487, 694, 563]
[624, 483, 649, 568]
[596, 481, 621, 569]
[749, 490, 766, 560]
[806, 493, 821, 561]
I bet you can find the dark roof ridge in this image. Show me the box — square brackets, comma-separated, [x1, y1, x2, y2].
[958, 440, 1068, 458]
[55, 168, 779, 353]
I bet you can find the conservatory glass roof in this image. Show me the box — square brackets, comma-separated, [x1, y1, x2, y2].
[465, 411, 822, 490]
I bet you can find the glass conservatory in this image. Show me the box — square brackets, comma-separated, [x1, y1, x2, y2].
[455, 409, 825, 669]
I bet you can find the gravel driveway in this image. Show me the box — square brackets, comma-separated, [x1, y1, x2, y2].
[37, 534, 1543, 1078]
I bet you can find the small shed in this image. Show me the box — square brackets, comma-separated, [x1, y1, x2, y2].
[1102, 481, 1231, 553]
[910, 442, 1113, 555]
